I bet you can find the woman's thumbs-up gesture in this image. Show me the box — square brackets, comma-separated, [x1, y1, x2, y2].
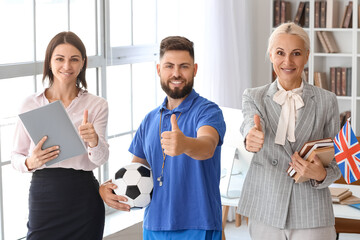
[78, 110, 98, 148]
[245, 114, 265, 153]
[161, 114, 186, 156]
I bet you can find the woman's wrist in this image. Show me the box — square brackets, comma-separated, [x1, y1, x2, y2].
[25, 158, 33, 171]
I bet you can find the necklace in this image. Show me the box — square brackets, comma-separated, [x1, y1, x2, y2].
[157, 110, 182, 187]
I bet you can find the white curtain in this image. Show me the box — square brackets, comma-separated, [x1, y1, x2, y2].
[199, 0, 252, 109]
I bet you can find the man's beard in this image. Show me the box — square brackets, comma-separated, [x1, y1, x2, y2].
[160, 77, 193, 99]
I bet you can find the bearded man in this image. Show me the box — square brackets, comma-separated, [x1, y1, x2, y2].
[100, 36, 226, 240]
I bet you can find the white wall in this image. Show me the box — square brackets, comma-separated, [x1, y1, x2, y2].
[249, 0, 272, 88]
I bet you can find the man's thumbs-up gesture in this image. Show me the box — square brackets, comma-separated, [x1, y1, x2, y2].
[161, 114, 186, 156]
[245, 114, 265, 152]
[78, 110, 99, 148]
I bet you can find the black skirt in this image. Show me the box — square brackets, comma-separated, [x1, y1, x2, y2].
[27, 168, 105, 240]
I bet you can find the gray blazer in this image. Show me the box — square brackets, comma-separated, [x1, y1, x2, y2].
[237, 80, 341, 229]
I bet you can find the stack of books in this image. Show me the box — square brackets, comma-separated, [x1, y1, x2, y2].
[287, 138, 334, 183]
[330, 187, 360, 205]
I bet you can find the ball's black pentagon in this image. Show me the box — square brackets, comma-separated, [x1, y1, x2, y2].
[126, 185, 141, 200]
[115, 168, 127, 179]
[150, 189, 153, 199]
[137, 166, 151, 177]
[131, 207, 142, 210]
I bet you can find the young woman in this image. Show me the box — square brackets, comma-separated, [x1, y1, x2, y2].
[11, 31, 109, 240]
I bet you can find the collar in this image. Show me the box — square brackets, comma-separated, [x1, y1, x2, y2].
[268, 78, 313, 98]
[159, 89, 199, 113]
[276, 78, 304, 94]
[35, 88, 87, 101]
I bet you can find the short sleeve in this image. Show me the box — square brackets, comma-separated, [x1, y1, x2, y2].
[196, 103, 226, 146]
[128, 120, 146, 159]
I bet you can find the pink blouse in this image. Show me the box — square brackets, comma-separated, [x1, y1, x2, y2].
[11, 89, 109, 173]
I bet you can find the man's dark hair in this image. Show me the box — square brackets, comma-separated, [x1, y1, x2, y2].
[159, 36, 194, 60]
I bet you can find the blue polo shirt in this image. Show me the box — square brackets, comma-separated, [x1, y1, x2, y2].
[129, 89, 226, 231]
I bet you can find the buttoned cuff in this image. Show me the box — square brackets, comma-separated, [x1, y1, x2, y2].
[87, 138, 109, 166]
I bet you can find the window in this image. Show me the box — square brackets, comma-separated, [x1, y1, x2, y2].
[0, 0, 104, 236]
[0, 1, 34, 64]
[0, 0, 186, 238]
[105, 0, 159, 182]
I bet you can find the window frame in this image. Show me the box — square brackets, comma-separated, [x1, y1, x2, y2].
[0, 0, 160, 238]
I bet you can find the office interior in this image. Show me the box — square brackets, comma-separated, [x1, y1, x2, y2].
[0, 0, 359, 239]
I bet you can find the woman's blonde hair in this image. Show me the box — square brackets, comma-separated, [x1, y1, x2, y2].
[267, 22, 310, 54]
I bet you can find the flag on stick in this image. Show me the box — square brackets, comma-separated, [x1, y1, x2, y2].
[333, 120, 360, 184]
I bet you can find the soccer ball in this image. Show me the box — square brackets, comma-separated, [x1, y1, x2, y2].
[113, 163, 153, 208]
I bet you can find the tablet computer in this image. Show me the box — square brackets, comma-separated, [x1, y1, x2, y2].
[19, 100, 87, 166]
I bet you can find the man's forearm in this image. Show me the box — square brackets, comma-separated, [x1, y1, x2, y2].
[183, 136, 217, 160]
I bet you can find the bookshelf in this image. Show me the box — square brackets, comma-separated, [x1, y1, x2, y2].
[270, 0, 360, 135]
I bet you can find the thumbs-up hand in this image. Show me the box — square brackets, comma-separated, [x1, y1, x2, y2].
[245, 114, 265, 152]
[78, 110, 99, 148]
[160, 114, 186, 156]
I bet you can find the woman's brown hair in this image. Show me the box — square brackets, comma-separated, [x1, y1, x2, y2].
[42, 31, 87, 89]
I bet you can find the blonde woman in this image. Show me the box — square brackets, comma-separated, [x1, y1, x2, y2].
[238, 22, 341, 240]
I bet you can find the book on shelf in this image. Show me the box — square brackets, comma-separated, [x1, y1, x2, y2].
[321, 31, 339, 53]
[315, 1, 321, 28]
[316, 31, 330, 53]
[304, 67, 309, 82]
[294, 1, 305, 26]
[326, 0, 339, 28]
[336, 67, 342, 96]
[346, 68, 352, 96]
[341, 67, 347, 96]
[359, 5, 360, 28]
[304, 2, 310, 27]
[314, 72, 328, 90]
[340, 4, 348, 28]
[342, 1, 353, 28]
[320, 1, 327, 28]
[340, 1, 353, 28]
[340, 111, 351, 128]
[329, 67, 351, 96]
[330, 67, 336, 94]
[274, 1, 281, 27]
[280, 1, 292, 24]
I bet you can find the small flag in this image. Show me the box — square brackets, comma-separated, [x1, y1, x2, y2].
[333, 120, 360, 184]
